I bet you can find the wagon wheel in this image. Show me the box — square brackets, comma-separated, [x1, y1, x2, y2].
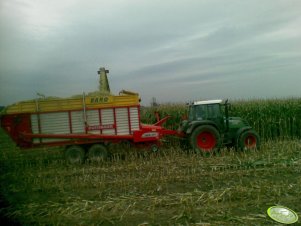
[190, 125, 221, 155]
[88, 144, 108, 162]
[65, 145, 85, 164]
[237, 130, 260, 151]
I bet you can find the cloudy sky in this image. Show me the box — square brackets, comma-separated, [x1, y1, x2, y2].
[0, 0, 300, 106]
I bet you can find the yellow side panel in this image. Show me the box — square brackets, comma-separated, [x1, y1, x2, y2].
[4, 94, 139, 114]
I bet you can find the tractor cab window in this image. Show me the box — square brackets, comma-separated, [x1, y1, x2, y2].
[195, 105, 207, 120]
[193, 104, 221, 120]
[189, 103, 222, 120]
[207, 104, 221, 118]
[188, 105, 194, 121]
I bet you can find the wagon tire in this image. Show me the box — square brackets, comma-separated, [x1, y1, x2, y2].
[88, 144, 108, 162]
[238, 130, 260, 151]
[190, 125, 221, 155]
[65, 145, 85, 164]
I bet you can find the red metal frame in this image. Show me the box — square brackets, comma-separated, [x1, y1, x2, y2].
[98, 108, 102, 134]
[68, 111, 73, 133]
[127, 107, 132, 134]
[113, 108, 117, 135]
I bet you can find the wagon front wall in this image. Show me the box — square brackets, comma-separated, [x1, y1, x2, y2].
[1, 113, 32, 147]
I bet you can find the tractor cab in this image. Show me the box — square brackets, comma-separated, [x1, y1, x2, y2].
[188, 100, 225, 131]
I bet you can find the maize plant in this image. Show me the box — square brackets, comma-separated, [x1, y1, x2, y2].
[141, 98, 301, 141]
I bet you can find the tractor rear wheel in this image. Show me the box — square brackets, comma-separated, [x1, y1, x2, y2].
[190, 125, 221, 154]
[238, 130, 260, 151]
[65, 145, 85, 164]
[88, 144, 108, 162]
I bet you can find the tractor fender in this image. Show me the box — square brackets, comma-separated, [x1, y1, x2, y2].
[186, 120, 219, 135]
[235, 126, 252, 141]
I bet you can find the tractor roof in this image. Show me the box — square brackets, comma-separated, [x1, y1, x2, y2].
[193, 99, 223, 105]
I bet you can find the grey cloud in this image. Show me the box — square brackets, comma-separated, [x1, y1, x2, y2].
[0, 0, 301, 106]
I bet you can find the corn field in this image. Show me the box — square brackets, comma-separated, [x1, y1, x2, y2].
[141, 98, 301, 141]
[1, 130, 301, 225]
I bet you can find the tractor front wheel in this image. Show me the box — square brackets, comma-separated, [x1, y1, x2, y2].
[190, 125, 221, 154]
[237, 130, 260, 151]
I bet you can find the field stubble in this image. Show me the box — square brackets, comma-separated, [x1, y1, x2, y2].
[1, 127, 301, 225]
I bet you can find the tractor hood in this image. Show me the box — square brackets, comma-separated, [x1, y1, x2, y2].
[227, 117, 250, 129]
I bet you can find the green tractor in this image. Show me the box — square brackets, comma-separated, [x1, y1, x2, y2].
[179, 99, 260, 153]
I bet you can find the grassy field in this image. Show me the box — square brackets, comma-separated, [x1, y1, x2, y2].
[1, 127, 301, 225]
